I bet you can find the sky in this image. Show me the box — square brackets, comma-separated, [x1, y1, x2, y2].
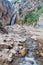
[8, 0, 11, 1]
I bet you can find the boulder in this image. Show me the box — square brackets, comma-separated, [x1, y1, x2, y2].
[0, 51, 13, 62]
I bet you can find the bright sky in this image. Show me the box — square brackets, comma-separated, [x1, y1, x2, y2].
[8, 0, 11, 1]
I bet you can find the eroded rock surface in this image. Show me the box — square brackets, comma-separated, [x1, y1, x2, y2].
[0, 0, 15, 26]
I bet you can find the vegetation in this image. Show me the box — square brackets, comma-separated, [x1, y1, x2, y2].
[37, 5, 43, 15]
[24, 12, 39, 25]
[20, 5, 43, 25]
[19, 8, 22, 15]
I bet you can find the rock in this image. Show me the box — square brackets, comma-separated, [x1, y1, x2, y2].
[7, 57, 13, 62]
[0, 57, 6, 62]
[40, 53, 43, 57]
[0, 51, 13, 62]
[0, 42, 12, 49]
[2, 49, 9, 53]
[3, 63, 8, 65]
[0, 1, 15, 26]
[14, 37, 26, 42]
[31, 36, 37, 40]
[19, 38, 26, 43]
[10, 49, 17, 54]
[10, 42, 28, 57]
[19, 62, 32, 65]
[0, 23, 8, 34]
[9, 53, 13, 58]
[20, 48, 27, 56]
[35, 52, 39, 57]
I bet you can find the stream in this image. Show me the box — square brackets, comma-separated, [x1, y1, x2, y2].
[9, 35, 40, 65]
[18, 35, 39, 65]
[10, 15, 16, 25]
[18, 14, 43, 65]
[9, 14, 43, 65]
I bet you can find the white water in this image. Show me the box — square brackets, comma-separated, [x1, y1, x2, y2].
[10, 15, 16, 25]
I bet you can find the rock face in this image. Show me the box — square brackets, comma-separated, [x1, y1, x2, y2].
[0, 0, 15, 26]
[19, 0, 41, 16]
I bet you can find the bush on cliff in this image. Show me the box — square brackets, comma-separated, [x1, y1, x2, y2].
[24, 12, 39, 25]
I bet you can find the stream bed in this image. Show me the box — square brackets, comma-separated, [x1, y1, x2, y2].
[9, 34, 41, 65]
[0, 25, 43, 65]
[8, 25, 43, 65]
[18, 35, 40, 65]
[19, 13, 43, 65]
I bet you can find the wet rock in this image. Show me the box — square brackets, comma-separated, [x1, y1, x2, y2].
[20, 48, 27, 56]
[35, 51, 40, 57]
[31, 36, 37, 40]
[19, 62, 31, 65]
[25, 57, 34, 64]
[13, 37, 26, 42]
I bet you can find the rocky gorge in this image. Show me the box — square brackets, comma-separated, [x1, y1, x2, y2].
[0, 0, 43, 65]
[0, 23, 43, 65]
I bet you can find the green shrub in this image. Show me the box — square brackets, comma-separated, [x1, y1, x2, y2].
[20, 5, 43, 25]
[24, 12, 39, 25]
[38, 6, 41, 10]
[37, 5, 43, 15]
[19, 8, 22, 15]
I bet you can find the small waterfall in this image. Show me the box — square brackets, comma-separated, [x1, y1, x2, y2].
[10, 15, 16, 25]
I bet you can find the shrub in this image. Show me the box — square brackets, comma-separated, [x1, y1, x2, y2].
[19, 8, 22, 15]
[24, 12, 39, 25]
[20, 5, 43, 25]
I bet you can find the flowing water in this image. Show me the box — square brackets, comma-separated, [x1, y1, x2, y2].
[18, 14, 43, 65]
[10, 15, 16, 25]
[18, 35, 40, 65]
[10, 34, 42, 65]
[9, 14, 43, 65]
